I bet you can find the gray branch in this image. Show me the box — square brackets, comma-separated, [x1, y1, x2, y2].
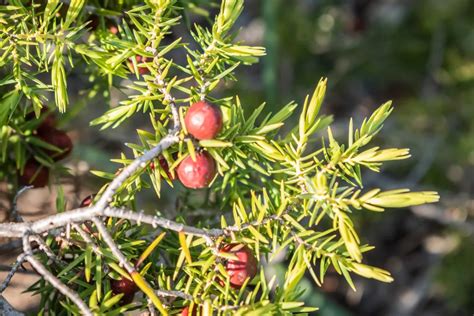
[71, 223, 103, 256]
[22, 235, 93, 316]
[10, 186, 31, 222]
[156, 289, 193, 301]
[0, 253, 27, 294]
[91, 217, 135, 272]
[0, 295, 24, 316]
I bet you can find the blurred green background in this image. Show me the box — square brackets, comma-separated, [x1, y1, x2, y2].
[228, 1, 474, 315]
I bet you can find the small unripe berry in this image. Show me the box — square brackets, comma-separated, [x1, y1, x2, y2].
[109, 25, 119, 35]
[19, 159, 49, 188]
[80, 194, 96, 207]
[38, 129, 73, 161]
[104, 19, 119, 35]
[177, 152, 216, 189]
[220, 244, 258, 289]
[184, 101, 222, 140]
[110, 277, 138, 304]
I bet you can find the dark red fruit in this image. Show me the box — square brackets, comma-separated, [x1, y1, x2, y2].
[111, 277, 138, 304]
[177, 152, 216, 189]
[19, 159, 49, 188]
[150, 156, 175, 180]
[38, 129, 73, 161]
[220, 244, 258, 289]
[26, 109, 56, 133]
[128, 55, 150, 75]
[87, 14, 100, 30]
[184, 101, 222, 140]
[80, 194, 96, 207]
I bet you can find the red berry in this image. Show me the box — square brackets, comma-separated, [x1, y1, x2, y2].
[128, 55, 150, 75]
[109, 25, 119, 35]
[111, 277, 138, 304]
[177, 152, 216, 189]
[181, 306, 198, 316]
[220, 244, 258, 289]
[19, 159, 49, 188]
[184, 101, 222, 140]
[38, 129, 73, 161]
[80, 194, 96, 207]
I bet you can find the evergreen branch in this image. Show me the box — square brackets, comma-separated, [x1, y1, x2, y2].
[146, 46, 180, 132]
[93, 134, 179, 211]
[22, 235, 93, 316]
[71, 223, 103, 256]
[103, 208, 223, 239]
[0, 2, 442, 314]
[0, 132, 179, 313]
[224, 210, 288, 232]
[92, 217, 135, 272]
[91, 217, 166, 315]
[156, 289, 194, 301]
[29, 235, 66, 266]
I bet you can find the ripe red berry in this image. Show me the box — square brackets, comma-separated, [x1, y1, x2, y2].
[184, 101, 222, 140]
[19, 159, 49, 188]
[128, 55, 150, 75]
[220, 244, 258, 289]
[80, 194, 96, 207]
[181, 306, 198, 316]
[110, 277, 138, 304]
[38, 129, 73, 161]
[177, 152, 216, 189]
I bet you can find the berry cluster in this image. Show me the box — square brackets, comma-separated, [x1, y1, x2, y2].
[149, 101, 222, 189]
[178, 101, 222, 189]
[19, 110, 73, 187]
